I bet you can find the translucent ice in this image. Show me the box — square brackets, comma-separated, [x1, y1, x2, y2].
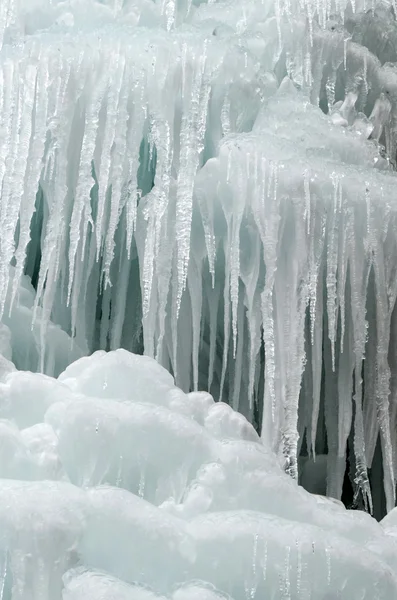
[0, 351, 396, 599]
[2, 0, 397, 597]
[2, 0, 397, 513]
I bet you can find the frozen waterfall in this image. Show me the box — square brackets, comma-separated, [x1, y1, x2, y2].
[2, 0, 397, 596]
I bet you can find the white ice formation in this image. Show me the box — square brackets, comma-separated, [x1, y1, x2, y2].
[0, 349, 397, 599]
[2, 0, 397, 594]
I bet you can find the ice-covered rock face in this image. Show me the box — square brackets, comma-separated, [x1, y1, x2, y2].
[0, 350, 396, 599]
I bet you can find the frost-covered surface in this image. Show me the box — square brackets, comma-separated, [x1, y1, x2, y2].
[0, 350, 396, 599]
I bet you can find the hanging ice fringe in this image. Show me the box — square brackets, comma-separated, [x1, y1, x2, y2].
[2, 0, 397, 513]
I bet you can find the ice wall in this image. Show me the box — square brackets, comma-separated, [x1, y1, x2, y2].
[2, 0, 397, 513]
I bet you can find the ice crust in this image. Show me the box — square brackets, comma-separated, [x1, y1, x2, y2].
[0, 350, 396, 599]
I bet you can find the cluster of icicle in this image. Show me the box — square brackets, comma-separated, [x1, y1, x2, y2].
[2, 0, 397, 512]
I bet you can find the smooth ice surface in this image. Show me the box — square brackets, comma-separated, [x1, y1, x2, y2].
[0, 350, 396, 599]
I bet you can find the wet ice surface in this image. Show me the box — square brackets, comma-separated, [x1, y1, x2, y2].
[0, 350, 396, 599]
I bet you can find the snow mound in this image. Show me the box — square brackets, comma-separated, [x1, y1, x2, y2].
[0, 350, 396, 599]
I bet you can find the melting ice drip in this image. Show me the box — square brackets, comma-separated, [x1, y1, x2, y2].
[1, 0, 397, 594]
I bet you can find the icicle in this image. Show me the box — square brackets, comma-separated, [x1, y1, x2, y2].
[0, 57, 35, 317]
[5, 61, 38, 303]
[232, 295, 245, 411]
[163, 0, 176, 31]
[175, 43, 211, 319]
[0, 58, 17, 316]
[141, 117, 173, 322]
[77, 223, 99, 353]
[219, 235, 231, 403]
[272, 173, 309, 479]
[244, 276, 261, 409]
[188, 257, 203, 392]
[11, 52, 49, 313]
[230, 162, 245, 359]
[324, 314, 346, 500]
[170, 259, 180, 383]
[372, 239, 396, 511]
[196, 184, 216, 288]
[348, 206, 372, 512]
[308, 201, 326, 459]
[207, 280, 221, 393]
[95, 45, 124, 270]
[124, 72, 147, 257]
[109, 248, 131, 350]
[239, 154, 262, 408]
[326, 174, 342, 372]
[102, 57, 130, 287]
[67, 52, 109, 308]
[99, 284, 112, 350]
[353, 378, 373, 513]
[253, 160, 279, 430]
[34, 54, 76, 370]
[154, 196, 176, 363]
[137, 192, 158, 358]
[338, 298, 354, 459]
[308, 202, 322, 348]
[363, 273, 379, 468]
[306, 2, 314, 48]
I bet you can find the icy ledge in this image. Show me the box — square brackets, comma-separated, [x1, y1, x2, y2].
[0, 349, 397, 599]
